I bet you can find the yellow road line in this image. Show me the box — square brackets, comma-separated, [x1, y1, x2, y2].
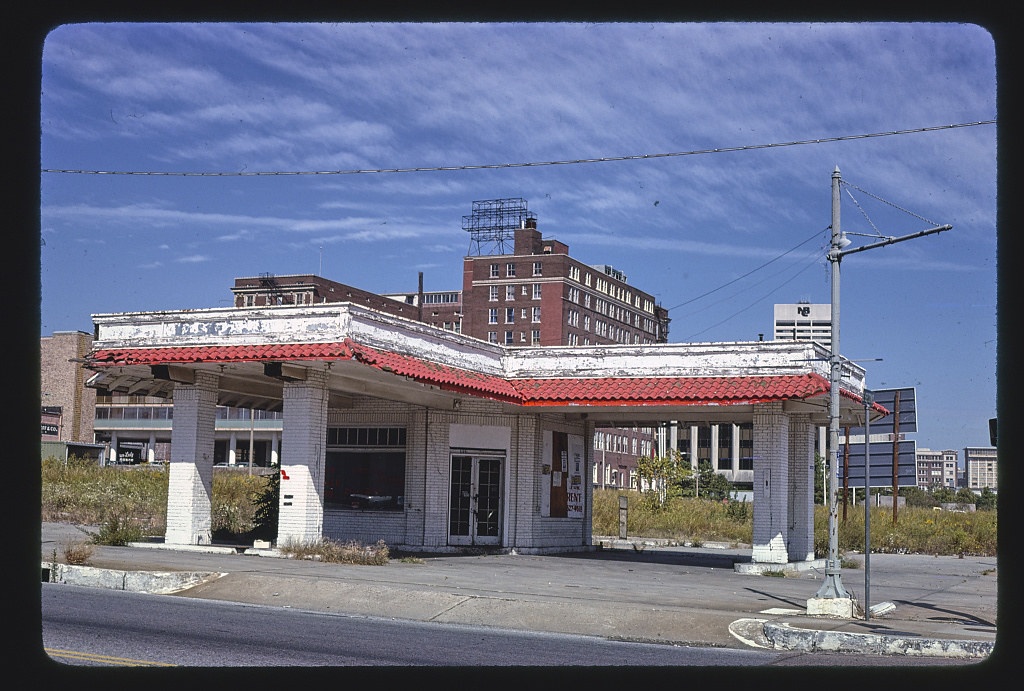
[44, 647, 177, 667]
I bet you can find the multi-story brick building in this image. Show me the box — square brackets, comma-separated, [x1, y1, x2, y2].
[40, 330, 97, 444]
[459, 221, 669, 347]
[915, 447, 958, 490]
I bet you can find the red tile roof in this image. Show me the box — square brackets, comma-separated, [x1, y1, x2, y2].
[86, 340, 871, 409]
[512, 373, 831, 407]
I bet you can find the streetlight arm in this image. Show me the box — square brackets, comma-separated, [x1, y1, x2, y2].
[837, 225, 951, 258]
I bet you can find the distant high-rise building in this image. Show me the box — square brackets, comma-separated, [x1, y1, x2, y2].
[773, 301, 832, 349]
[963, 446, 997, 491]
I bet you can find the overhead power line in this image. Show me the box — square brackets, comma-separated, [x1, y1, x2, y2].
[666, 228, 826, 312]
[41, 121, 995, 177]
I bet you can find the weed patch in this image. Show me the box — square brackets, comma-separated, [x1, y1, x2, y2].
[280, 537, 390, 565]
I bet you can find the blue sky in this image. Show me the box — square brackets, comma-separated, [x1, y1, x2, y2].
[38, 22, 998, 454]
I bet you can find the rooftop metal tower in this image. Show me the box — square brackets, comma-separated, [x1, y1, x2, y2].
[463, 198, 536, 256]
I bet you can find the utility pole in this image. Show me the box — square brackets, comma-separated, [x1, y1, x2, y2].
[815, 166, 852, 602]
[811, 166, 951, 614]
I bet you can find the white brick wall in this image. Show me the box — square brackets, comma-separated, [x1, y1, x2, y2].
[165, 371, 218, 545]
[752, 402, 790, 564]
[315, 397, 591, 553]
[787, 414, 815, 562]
[277, 367, 329, 546]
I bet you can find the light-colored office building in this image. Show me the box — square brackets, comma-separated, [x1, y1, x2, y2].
[964, 446, 997, 491]
[773, 302, 832, 349]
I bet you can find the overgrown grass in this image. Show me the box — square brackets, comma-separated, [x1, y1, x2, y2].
[594, 489, 996, 557]
[42, 456, 168, 535]
[41, 456, 271, 541]
[593, 490, 754, 546]
[42, 459, 996, 558]
[279, 538, 390, 565]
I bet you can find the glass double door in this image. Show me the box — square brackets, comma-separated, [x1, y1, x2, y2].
[448, 454, 503, 546]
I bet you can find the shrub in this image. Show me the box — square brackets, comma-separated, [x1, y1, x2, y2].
[63, 541, 94, 565]
[211, 472, 268, 536]
[250, 472, 280, 541]
[92, 513, 146, 546]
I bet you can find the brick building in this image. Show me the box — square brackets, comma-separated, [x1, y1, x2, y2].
[40, 330, 96, 444]
[460, 222, 669, 348]
[915, 447, 958, 490]
[82, 300, 867, 560]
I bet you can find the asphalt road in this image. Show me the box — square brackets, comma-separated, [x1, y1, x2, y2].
[38, 523, 1001, 666]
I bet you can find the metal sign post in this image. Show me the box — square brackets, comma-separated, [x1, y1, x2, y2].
[863, 389, 873, 621]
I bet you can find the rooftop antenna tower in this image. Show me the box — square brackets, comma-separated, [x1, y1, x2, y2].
[463, 197, 536, 256]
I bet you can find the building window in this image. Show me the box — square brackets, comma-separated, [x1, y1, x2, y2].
[490, 264, 499, 278]
[533, 283, 542, 299]
[488, 308, 498, 324]
[533, 261, 543, 276]
[324, 427, 406, 511]
[506, 263, 516, 277]
[505, 331, 514, 345]
[505, 307, 515, 324]
[532, 307, 541, 323]
[489, 286, 499, 301]
[488, 332, 498, 343]
[531, 330, 541, 345]
[506, 285, 516, 301]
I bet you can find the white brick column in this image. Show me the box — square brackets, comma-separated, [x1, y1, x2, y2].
[276, 365, 329, 547]
[710, 424, 720, 470]
[688, 425, 698, 471]
[731, 423, 740, 475]
[166, 370, 218, 545]
[751, 402, 790, 564]
[787, 413, 816, 562]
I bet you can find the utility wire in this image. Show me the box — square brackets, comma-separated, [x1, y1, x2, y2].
[674, 244, 825, 320]
[665, 228, 826, 312]
[683, 257, 821, 341]
[41, 121, 995, 177]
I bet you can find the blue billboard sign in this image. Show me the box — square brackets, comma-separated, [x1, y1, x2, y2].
[840, 387, 918, 488]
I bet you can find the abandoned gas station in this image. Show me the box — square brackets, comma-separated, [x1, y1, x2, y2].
[81, 301, 885, 568]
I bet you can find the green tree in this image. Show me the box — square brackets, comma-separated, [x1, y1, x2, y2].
[691, 460, 732, 501]
[900, 486, 939, 508]
[636, 449, 690, 508]
[955, 487, 978, 505]
[932, 486, 956, 504]
[975, 487, 997, 511]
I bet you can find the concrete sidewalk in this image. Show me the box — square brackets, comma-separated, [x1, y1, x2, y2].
[40, 523, 998, 660]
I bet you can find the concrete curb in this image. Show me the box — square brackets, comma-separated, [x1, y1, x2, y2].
[42, 562, 226, 595]
[730, 618, 994, 659]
